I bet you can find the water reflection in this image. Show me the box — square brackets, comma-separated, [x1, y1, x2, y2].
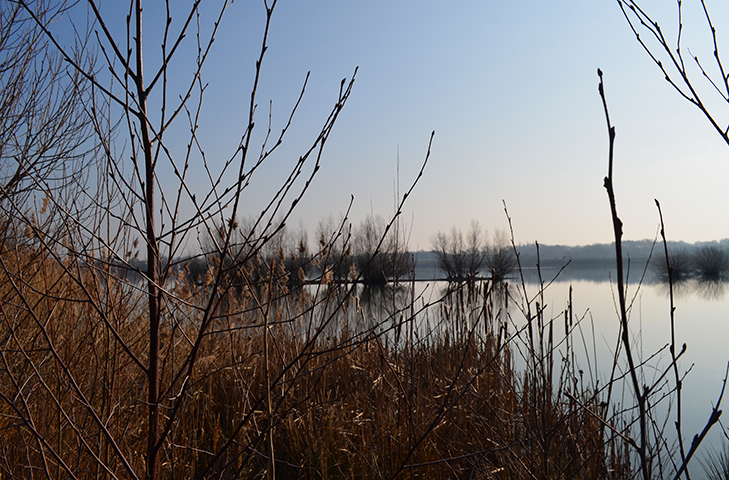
[654, 277, 728, 301]
[694, 279, 727, 300]
[358, 282, 411, 319]
[532, 260, 729, 301]
[435, 278, 514, 316]
[653, 278, 696, 300]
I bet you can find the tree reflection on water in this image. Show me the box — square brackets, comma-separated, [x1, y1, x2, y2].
[655, 277, 728, 301]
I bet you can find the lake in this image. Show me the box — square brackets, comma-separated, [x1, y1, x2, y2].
[516, 267, 729, 476]
[401, 259, 729, 477]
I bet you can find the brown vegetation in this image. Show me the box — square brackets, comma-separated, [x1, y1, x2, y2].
[0, 231, 630, 478]
[0, 1, 725, 479]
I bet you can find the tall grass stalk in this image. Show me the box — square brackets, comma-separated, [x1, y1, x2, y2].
[0, 227, 630, 478]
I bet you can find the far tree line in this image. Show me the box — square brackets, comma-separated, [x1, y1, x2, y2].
[136, 215, 729, 293]
[181, 214, 413, 292]
[176, 216, 519, 292]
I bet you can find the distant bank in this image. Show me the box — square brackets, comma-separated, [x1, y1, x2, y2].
[411, 239, 729, 283]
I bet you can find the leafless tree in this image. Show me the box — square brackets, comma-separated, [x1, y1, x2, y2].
[432, 226, 465, 281]
[618, 3, 729, 474]
[693, 244, 729, 281]
[1, 0, 637, 477]
[0, 0, 439, 476]
[0, 0, 94, 204]
[619, 0, 729, 146]
[600, 69, 727, 480]
[352, 213, 410, 285]
[484, 229, 517, 283]
[432, 221, 486, 282]
[0, 1, 361, 478]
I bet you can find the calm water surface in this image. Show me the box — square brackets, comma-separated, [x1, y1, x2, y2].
[527, 273, 729, 473]
[359, 267, 729, 475]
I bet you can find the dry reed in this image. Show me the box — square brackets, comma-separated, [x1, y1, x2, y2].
[0, 238, 630, 479]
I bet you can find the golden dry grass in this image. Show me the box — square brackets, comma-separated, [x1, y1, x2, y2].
[0, 241, 630, 479]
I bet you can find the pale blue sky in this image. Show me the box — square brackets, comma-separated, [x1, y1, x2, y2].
[59, 1, 729, 248]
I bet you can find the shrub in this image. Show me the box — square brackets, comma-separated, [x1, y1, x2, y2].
[693, 245, 729, 282]
[484, 230, 517, 283]
[651, 248, 694, 282]
[432, 221, 485, 282]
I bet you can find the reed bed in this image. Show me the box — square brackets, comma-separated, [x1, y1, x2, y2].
[0, 237, 634, 479]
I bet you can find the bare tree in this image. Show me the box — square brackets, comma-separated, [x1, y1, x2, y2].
[432, 226, 465, 281]
[1, 1, 359, 478]
[619, 0, 729, 146]
[484, 229, 516, 283]
[599, 68, 727, 480]
[0, 0, 93, 204]
[352, 213, 410, 285]
[0, 1, 633, 478]
[431, 221, 485, 282]
[617, 4, 729, 473]
[693, 244, 729, 281]
[464, 219, 485, 278]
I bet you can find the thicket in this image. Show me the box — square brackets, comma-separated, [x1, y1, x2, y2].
[0, 1, 727, 479]
[652, 245, 729, 283]
[431, 222, 517, 283]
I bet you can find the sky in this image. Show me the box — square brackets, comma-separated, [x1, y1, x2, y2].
[53, 1, 729, 249]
